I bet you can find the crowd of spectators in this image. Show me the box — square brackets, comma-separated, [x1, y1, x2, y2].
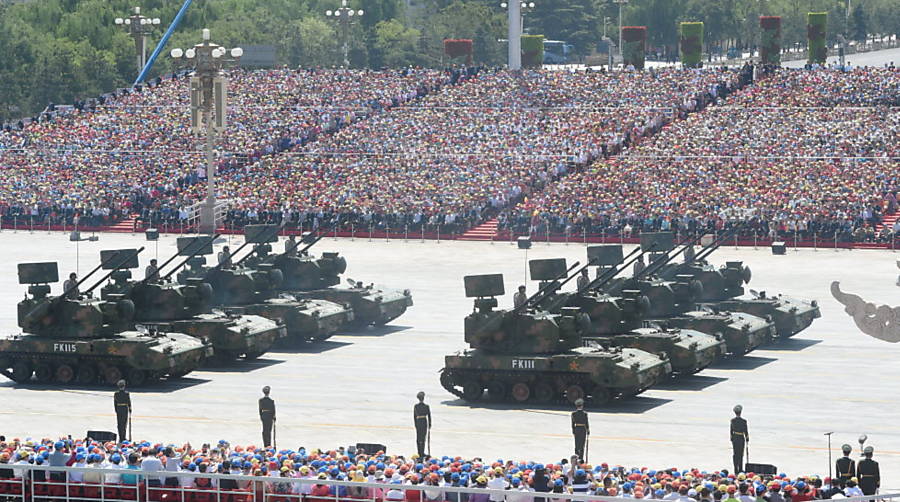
[0, 67, 448, 228]
[501, 67, 899, 243]
[1, 64, 896, 242]
[204, 67, 745, 234]
[0, 436, 867, 501]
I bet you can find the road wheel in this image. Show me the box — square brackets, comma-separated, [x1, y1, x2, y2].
[76, 364, 97, 384]
[565, 383, 586, 404]
[55, 364, 75, 384]
[462, 381, 483, 401]
[103, 366, 123, 386]
[126, 369, 147, 387]
[34, 364, 53, 383]
[486, 381, 507, 401]
[511, 382, 531, 402]
[11, 361, 33, 383]
[533, 382, 554, 403]
[591, 387, 611, 406]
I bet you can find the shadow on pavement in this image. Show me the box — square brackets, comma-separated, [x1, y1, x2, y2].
[268, 339, 352, 354]
[709, 355, 777, 370]
[337, 325, 412, 337]
[439, 395, 672, 414]
[758, 337, 822, 351]
[1, 376, 211, 394]
[655, 374, 727, 391]
[201, 357, 284, 373]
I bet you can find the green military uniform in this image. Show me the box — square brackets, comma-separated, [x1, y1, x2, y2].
[413, 392, 431, 458]
[259, 386, 276, 447]
[571, 399, 589, 462]
[836, 445, 855, 483]
[730, 405, 747, 473]
[113, 380, 131, 442]
[857, 447, 880, 496]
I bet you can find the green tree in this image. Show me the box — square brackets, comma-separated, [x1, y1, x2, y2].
[285, 17, 339, 66]
[374, 19, 424, 67]
[850, 3, 867, 42]
[529, 0, 599, 57]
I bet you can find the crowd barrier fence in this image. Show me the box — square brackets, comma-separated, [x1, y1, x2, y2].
[1, 466, 897, 502]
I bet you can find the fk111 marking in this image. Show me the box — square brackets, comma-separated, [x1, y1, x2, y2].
[511, 359, 536, 369]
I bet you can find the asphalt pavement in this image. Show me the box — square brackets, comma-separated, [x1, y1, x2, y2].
[0, 229, 898, 480]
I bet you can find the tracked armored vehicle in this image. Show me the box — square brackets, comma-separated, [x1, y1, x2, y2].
[178, 226, 352, 341]
[0, 253, 211, 386]
[598, 233, 776, 355]
[440, 272, 671, 406]
[527, 254, 725, 375]
[654, 246, 820, 338]
[271, 232, 413, 327]
[99, 238, 287, 361]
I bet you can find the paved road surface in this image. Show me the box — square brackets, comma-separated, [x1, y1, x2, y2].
[784, 46, 900, 68]
[0, 231, 897, 479]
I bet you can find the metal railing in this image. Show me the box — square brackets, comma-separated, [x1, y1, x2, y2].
[0, 465, 897, 502]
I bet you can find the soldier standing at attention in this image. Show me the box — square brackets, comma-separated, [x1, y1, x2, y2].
[218, 246, 233, 269]
[114, 380, 131, 443]
[259, 386, 276, 447]
[857, 446, 880, 495]
[576, 269, 590, 291]
[836, 444, 855, 483]
[571, 398, 589, 462]
[730, 405, 748, 474]
[145, 259, 160, 283]
[413, 391, 431, 458]
[284, 235, 297, 256]
[63, 272, 79, 299]
[633, 255, 646, 276]
[513, 286, 527, 308]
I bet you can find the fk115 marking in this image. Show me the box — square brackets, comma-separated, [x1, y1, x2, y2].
[53, 343, 78, 353]
[512, 359, 536, 369]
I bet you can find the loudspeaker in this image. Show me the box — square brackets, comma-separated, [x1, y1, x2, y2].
[355, 443, 386, 454]
[69, 230, 81, 241]
[771, 241, 786, 255]
[517, 236, 532, 249]
[744, 463, 777, 475]
[87, 430, 117, 442]
[145, 228, 159, 241]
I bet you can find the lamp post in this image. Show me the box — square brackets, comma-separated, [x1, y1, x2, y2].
[325, 0, 364, 67]
[114, 7, 161, 76]
[500, 1, 535, 70]
[612, 0, 629, 60]
[603, 16, 613, 68]
[170, 29, 243, 235]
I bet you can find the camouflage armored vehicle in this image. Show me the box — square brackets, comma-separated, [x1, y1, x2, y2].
[652, 237, 820, 338]
[271, 232, 413, 327]
[440, 272, 671, 406]
[0, 253, 211, 386]
[99, 238, 287, 361]
[178, 226, 353, 341]
[597, 234, 776, 355]
[527, 253, 725, 375]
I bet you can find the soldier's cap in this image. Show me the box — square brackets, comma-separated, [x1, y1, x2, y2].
[864, 446, 874, 454]
[575, 398, 584, 407]
[842, 444, 852, 453]
[733, 405, 743, 414]
[263, 386, 271, 394]
[117, 380, 126, 389]
[417, 391, 425, 400]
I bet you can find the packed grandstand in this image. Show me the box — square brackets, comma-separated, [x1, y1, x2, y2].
[0, 437, 872, 500]
[0, 64, 897, 245]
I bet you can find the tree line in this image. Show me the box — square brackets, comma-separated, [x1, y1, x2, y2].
[1, 0, 898, 123]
